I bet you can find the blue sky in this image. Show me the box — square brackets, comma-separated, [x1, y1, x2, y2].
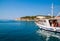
[0, 0, 60, 19]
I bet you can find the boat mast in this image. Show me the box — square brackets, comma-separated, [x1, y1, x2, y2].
[51, 3, 54, 18]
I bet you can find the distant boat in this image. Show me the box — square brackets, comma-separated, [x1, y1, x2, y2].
[35, 3, 60, 33]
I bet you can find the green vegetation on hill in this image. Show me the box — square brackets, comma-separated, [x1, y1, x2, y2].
[16, 15, 55, 21]
[21, 15, 52, 19]
[21, 16, 36, 20]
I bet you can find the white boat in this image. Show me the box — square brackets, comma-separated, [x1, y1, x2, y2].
[35, 18, 60, 32]
[35, 3, 60, 33]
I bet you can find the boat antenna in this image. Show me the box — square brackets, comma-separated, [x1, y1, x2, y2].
[51, 3, 54, 18]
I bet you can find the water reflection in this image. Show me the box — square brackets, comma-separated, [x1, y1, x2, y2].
[36, 29, 60, 41]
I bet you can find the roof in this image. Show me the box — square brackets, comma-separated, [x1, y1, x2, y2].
[55, 16, 60, 19]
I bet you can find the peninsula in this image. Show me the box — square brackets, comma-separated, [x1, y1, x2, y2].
[15, 15, 52, 21]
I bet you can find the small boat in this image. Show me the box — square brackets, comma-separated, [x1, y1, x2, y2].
[35, 3, 60, 33]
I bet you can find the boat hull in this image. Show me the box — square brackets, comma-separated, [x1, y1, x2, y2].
[35, 22, 60, 33]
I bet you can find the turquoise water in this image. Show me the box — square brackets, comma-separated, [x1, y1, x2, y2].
[0, 21, 60, 41]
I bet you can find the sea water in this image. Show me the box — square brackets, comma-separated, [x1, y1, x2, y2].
[0, 20, 60, 41]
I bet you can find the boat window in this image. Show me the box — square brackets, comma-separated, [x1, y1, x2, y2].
[49, 19, 60, 27]
[37, 19, 46, 26]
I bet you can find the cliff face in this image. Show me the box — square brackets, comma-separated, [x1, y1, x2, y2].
[16, 16, 36, 21]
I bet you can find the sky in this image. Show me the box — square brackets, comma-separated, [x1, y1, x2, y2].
[0, 0, 60, 19]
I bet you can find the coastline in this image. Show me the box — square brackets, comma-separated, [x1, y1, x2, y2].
[15, 15, 52, 21]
